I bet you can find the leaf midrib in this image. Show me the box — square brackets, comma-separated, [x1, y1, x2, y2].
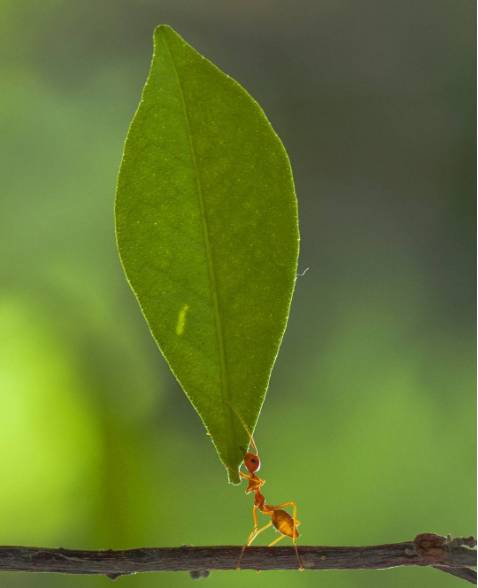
[161, 35, 236, 455]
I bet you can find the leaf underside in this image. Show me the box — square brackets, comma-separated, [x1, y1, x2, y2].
[115, 25, 299, 483]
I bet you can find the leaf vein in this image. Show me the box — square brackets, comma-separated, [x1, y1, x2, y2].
[161, 35, 236, 454]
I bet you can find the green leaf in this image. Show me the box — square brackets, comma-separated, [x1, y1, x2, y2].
[115, 25, 299, 483]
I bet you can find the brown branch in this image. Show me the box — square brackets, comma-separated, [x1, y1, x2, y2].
[433, 565, 477, 584]
[0, 534, 475, 583]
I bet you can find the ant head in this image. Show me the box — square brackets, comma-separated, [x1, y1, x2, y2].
[244, 451, 261, 474]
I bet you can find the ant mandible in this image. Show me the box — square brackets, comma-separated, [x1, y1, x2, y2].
[229, 404, 304, 570]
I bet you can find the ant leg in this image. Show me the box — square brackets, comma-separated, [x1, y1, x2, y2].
[237, 506, 272, 569]
[239, 471, 253, 493]
[248, 521, 273, 544]
[268, 534, 286, 547]
[273, 501, 304, 571]
[237, 522, 273, 569]
[240, 471, 266, 494]
[237, 504, 258, 569]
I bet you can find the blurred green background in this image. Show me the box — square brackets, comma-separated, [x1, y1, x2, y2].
[0, 1, 475, 587]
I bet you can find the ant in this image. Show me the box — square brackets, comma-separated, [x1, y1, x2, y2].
[229, 404, 304, 570]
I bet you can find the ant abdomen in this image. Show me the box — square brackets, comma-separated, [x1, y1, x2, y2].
[272, 509, 299, 539]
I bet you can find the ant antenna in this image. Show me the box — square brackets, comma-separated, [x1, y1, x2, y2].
[226, 400, 259, 454]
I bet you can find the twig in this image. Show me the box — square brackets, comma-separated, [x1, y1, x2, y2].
[0, 534, 475, 583]
[433, 565, 477, 584]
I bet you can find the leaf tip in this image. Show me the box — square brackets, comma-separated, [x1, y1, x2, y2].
[153, 24, 180, 45]
[154, 23, 173, 34]
[227, 465, 241, 486]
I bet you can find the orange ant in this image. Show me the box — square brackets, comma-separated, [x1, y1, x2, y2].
[229, 404, 304, 570]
